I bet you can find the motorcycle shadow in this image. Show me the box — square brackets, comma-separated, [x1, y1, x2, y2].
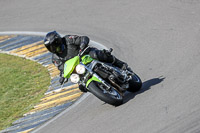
[123, 76, 165, 104]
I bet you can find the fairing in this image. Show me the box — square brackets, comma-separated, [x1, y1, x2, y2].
[81, 55, 94, 65]
[64, 56, 79, 78]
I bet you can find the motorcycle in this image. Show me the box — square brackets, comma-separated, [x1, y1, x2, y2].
[62, 47, 142, 106]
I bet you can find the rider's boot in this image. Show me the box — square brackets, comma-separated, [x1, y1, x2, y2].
[112, 56, 128, 69]
[113, 56, 134, 73]
[95, 48, 132, 71]
[127, 66, 133, 73]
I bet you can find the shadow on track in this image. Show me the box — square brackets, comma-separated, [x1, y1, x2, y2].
[123, 76, 165, 104]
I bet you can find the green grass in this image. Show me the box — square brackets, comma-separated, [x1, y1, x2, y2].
[0, 53, 50, 130]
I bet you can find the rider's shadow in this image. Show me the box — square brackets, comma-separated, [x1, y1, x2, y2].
[123, 76, 165, 104]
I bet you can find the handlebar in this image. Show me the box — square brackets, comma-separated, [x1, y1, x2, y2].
[78, 46, 113, 58]
[78, 46, 90, 57]
[108, 48, 113, 53]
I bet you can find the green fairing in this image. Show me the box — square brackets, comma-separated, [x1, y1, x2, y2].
[86, 76, 101, 88]
[64, 56, 80, 78]
[81, 55, 94, 65]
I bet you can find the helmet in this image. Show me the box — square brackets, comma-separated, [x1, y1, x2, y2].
[44, 31, 63, 53]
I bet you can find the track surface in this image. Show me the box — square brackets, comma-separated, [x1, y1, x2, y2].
[1, 0, 200, 133]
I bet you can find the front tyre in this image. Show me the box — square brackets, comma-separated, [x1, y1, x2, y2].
[88, 81, 123, 106]
[127, 73, 142, 92]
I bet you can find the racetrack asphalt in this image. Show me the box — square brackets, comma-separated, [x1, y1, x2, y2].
[0, 0, 200, 133]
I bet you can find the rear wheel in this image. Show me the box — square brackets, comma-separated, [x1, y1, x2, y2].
[88, 81, 123, 106]
[127, 73, 142, 92]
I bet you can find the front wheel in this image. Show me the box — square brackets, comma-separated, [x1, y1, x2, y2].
[88, 81, 123, 106]
[127, 73, 142, 92]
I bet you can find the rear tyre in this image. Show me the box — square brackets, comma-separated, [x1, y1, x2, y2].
[127, 73, 142, 92]
[88, 81, 123, 106]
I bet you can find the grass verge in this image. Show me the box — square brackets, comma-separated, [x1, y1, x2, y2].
[0, 53, 50, 130]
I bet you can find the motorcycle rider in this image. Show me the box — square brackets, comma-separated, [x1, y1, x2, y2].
[44, 31, 129, 92]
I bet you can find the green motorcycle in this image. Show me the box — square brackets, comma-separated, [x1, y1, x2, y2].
[63, 47, 142, 106]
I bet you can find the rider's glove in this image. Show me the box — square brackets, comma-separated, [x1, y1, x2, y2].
[59, 77, 68, 85]
[59, 77, 65, 85]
